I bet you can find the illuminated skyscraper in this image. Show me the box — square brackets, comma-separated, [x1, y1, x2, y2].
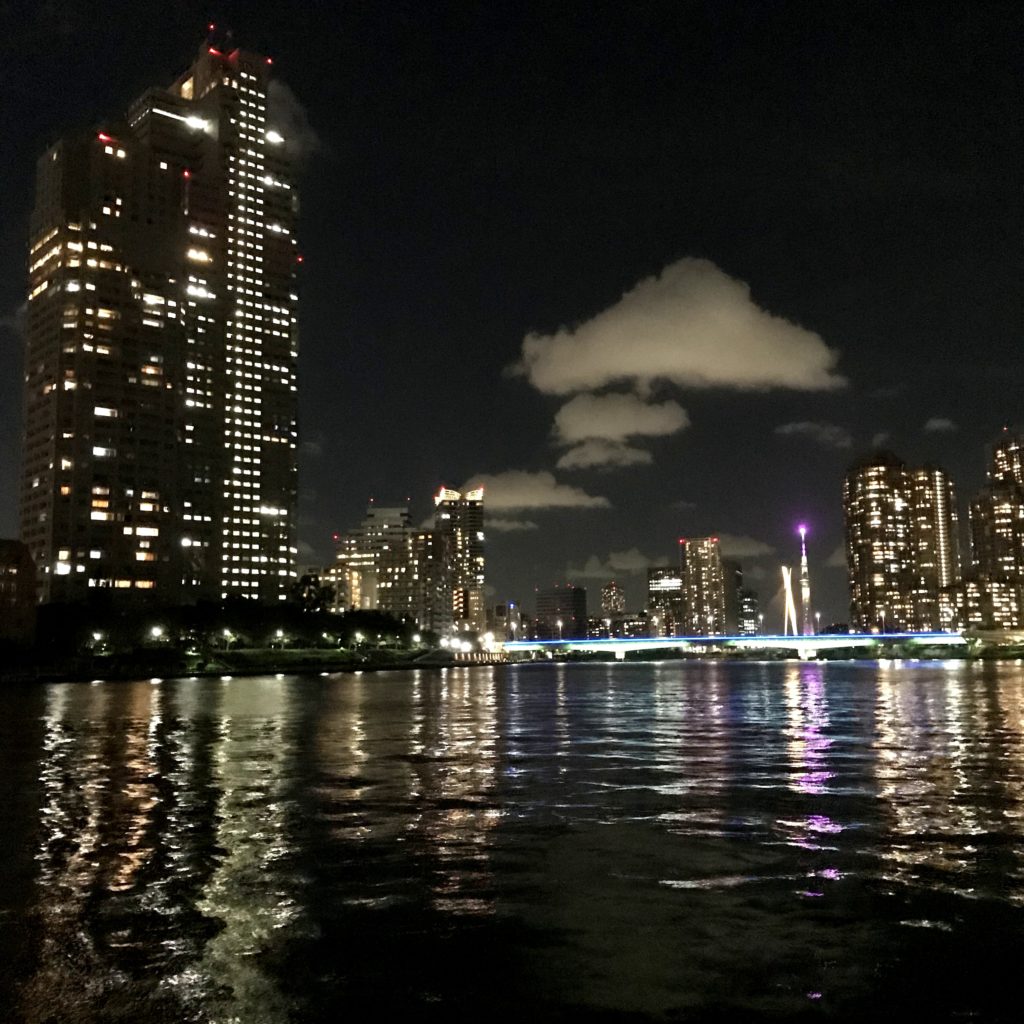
[646, 566, 683, 636]
[843, 452, 959, 631]
[600, 580, 626, 617]
[910, 466, 960, 626]
[379, 529, 453, 634]
[969, 430, 1024, 581]
[333, 504, 413, 610]
[434, 487, 485, 631]
[680, 536, 727, 635]
[844, 453, 915, 630]
[19, 34, 300, 602]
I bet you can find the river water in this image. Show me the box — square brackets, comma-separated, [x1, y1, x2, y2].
[1, 660, 1023, 1022]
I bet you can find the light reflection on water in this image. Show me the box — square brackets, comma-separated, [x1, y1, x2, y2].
[1, 660, 1023, 1021]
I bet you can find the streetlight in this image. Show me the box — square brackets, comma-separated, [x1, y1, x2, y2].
[815, 611, 821, 634]
[758, 613, 764, 635]
[150, 625, 164, 640]
[556, 618, 563, 640]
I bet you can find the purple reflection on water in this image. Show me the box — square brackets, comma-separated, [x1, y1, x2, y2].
[806, 814, 843, 834]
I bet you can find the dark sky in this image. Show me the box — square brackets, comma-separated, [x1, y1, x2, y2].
[1, 0, 1020, 623]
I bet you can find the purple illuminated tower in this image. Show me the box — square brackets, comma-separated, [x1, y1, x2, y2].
[798, 524, 813, 635]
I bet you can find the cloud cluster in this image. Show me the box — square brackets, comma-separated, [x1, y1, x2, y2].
[516, 258, 845, 395]
[774, 421, 853, 449]
[487, 517, 539, 532]
[556, 439, 652, 470]
[716, 533, 775, 558]
[567, 548, 666, 579]
[461, 470, 610, 510]
[553, 393, 689, 443]
[923, 417, 957, 433]
[267, 81, 322, 162]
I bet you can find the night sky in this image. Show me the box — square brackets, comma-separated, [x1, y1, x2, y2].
[1, 1, 1020, 623]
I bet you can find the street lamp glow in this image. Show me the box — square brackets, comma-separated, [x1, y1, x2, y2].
[412, 633, 421, 643]
[150, 625, 164, 639]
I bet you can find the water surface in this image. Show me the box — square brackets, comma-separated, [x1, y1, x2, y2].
[2, 660, 1023, 1021]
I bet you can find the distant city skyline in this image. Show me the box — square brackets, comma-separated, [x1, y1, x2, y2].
[0, 3, 1019, 624]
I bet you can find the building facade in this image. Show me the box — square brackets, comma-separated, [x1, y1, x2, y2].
[434, 487, 485, 631]
[646, 566, 683, 636]
[536, 584, 587, 640]
[332, 504, 412, 611]
[843, 453, 960, 631]
[379, 529, 453, 634]
[600, 580, 626, 617]
[20, 36, 300, 603]
[680, 537, 727, 635]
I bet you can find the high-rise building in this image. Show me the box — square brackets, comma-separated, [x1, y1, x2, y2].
[680, 537, 727, 635]
[843, 452, 959, 631]
[969, 430, 1024, 581]
[536, 584, 587, 640]
[331, 504, 412, 610]
[434, 487, 485, 631]
[600, 580, 626, 617]
[647, 566, 683, 636]
[910, 466, 960, 627]
[942, 429, 1024, 630]
[20, 35, 300, 603]
[737, 588, 759, 635]
[379, 529, 452, 634]
[844, 453, 915, 630]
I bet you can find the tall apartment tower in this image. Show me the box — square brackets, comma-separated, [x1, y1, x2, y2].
[910, 465, 960, 626]
[20, 36, 300, 602]
[600, 580, 626, 617]
[969, 430, 1024, 581]
[680, 537, 727, 635]
[843, 452, 959, 631]
[332, 504, 412, 610]
[434, 487, 485, 631]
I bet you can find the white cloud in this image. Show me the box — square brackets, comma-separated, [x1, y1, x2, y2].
[267, 81, 321, 161]
[923, 417, 957, 433]
[487, 517, 539, 532]
[716, 533, 776, 559]
[825, 544, 847, 569]
[556, 440, 652, 470]
[515, 258, 844, 395]
[553, 393, 689, 443]
[774, 420, 853, 449]
[461, 470, 610, 510]
[871, 431, 891, 448]
[567, 548, 667, 579]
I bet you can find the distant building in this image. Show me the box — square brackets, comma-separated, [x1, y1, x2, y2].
[0, 540, 37, 644]
[680, 537, 727, 635]
[843, 452, 959, 631]
[331, 504, 412, 611]
[434, 487, 485, 631]
[940, 578, 1024, 632]
[536, 584, 587, 640]
[379, 529, 452, 634]
[489, 601, 523, 641]
[601, 580, 626, 617]
[940, 429, 1024, 631]
[910, 466, 961, 628]
[737, 588, 760, 635]
[969, 432, 1024, 582]
[646, 566, 683, 636]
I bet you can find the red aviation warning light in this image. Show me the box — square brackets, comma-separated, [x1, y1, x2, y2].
[97, 132, 113, 143]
